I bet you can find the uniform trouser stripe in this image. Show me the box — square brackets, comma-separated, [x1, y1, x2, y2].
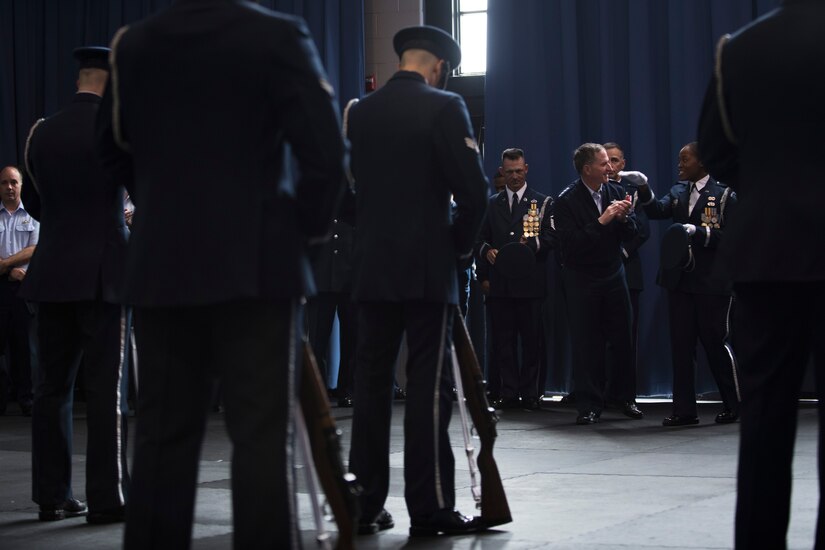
[432, 304, 449, 511]
[285, 301, 298, 549]
[350, 302, 454, 520]
[114, 306, 128, 505]
[724, 295, 741, 402]
[125, 301, 298, 548]
[130, 322, 138, 394]
[32, 301, 128, 509]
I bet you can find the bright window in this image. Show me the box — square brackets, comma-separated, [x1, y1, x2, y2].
[455, 0, 487, 74]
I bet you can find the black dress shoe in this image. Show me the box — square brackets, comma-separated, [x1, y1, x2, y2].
[576, 411, 600, 425]
[715, 409, 739, 424]
[64, 497, 88, 518]
[38, 498, 87, 521]
[522, 397, 541, 411]
[357, 508, 394, 535]
[621, 401, 644, 419]
[409, 508, 486, 537]
[662, 414, 700, 427]
[337, 395, 354, 408]
[86, 505, 125, 524]
[492, 397, 520, 410]
[38, 508, 65, 521]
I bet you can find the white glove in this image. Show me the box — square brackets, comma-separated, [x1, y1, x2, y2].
[683, 223, 697, 236]
[618, 170, 648, 186]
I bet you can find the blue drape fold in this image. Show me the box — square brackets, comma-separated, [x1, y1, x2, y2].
[1, 0, 364, 165]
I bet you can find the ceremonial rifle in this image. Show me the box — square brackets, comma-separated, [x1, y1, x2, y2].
[452, 306, 512, 527]
[300, 341, 361, 550]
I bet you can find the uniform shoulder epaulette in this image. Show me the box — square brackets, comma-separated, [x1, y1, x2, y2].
[558, 183, 576, 199]
[24, 117, 46, 192]
[342, 97, 359, 138]
[718, 186, 733, 223]
[538, 195, 552, 221]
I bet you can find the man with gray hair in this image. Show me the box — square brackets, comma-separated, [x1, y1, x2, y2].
[553, 143, 643, 425]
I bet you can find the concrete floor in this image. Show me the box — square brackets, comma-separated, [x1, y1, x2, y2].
[0, 398, 819, 549]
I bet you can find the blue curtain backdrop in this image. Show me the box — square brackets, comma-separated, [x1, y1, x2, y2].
[0, 0, 364, 168]
[483, 0, 779, 396]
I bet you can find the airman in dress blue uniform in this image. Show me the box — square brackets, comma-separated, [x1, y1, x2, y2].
[24, 46, 130, 524]
[637, 142, 739, 427]
[346, 25, 489, 536]
[96, 3, 347, 547]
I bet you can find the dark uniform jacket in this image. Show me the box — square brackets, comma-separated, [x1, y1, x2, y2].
[698, 0, 825, 282]
[97, 0, 345, 307]
[554, 180, 639, 277]
[348, 71, 487, 304]
[22, 93, 128, 304]
[310, 218, 354, 293]
[475, 187, 554, 298]
[641, 178, 735, 295]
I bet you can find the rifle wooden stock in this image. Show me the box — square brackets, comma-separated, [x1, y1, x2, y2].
[452, 306, 512, 527]
[300, 341, 361, 550]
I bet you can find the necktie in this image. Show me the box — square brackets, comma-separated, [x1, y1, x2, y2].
[592, 190, 602, 214]
[688, 183, 700, 215]
[511, 192, 519, 218]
